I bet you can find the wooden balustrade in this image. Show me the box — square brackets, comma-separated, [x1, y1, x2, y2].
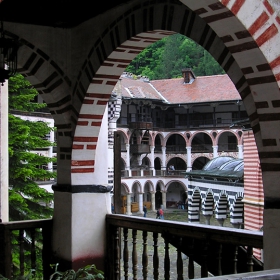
[0, 219, 53, 279]
[0, 215, 265, 280]
[105, 214, 263, 280]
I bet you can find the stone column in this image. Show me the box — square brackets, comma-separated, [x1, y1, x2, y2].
[0, 82, 9, 222]
[126, 144, 131, 177]
[126, 193, 132, 215]
[237, 145, 243, 159]
[162, 191, 167, 209]
[151, 192, 156, 211]
[139, 193, 143, 214]
[212, 145, 218, 158]
[150, 146, 155, 176]
[161, 146, 166, 171]
[186, 146, 192, 171]
[52, 106, 112, 272]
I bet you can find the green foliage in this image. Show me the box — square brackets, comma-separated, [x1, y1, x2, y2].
[8, 73, 56, 221]
[0, 269, 35, 280]
[8, 74, 46, 112]
[0, 264, 104, 280]
[49, 264, 104, 280]
[125, 33, 225, 79]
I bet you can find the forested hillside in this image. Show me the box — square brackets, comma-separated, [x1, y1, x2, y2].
[125, 34, 225, 80]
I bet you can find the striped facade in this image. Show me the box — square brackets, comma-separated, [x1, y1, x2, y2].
[243, 130, 264, 231]
[187, 181, 244, 226]
[243, 130, 264, 260]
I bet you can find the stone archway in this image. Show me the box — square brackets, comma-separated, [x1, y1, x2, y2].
[3, 0, 280, 270]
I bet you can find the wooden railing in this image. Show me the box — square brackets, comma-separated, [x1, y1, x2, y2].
[0, 219, 53, 280]
[0, 216, 264, 280]
[105, 214, 263, 280]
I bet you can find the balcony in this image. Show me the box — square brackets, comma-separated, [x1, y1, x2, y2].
[0, 215, 268, 280]
[119, 118, 246, 131]
[129, 121, 153, 130]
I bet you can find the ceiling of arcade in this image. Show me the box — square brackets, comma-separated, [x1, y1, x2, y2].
[1, 0, 130, 28]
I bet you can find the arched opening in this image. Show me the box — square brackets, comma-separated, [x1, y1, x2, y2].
[218, 131, 238, 152]
[154, 134, 162, 152]
[167, 157, 186, 172]
[191, 133, 213, 153]
[154, 157, 161, 171]
[166, 134, 186, 153]
[192, 156, 210, 170]
[143, 182, 152, 210]
[166, 181, 187, 209]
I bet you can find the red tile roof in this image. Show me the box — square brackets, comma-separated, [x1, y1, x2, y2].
[120, 75, 164, 101]
[119, 72, 241, 104]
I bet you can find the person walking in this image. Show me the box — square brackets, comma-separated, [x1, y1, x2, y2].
[143, 205, 147, 217]
[159, 208, 164, 219]
[156, 209, 160, 219]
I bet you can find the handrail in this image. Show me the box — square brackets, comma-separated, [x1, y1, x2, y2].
[0, 218, 52, 230]
[106, 215, 262, 247]
[106, 214, 263, 279]
[0, 219, 53, 280]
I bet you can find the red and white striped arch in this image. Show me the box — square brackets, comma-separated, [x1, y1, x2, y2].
[71, 31, 175, 183]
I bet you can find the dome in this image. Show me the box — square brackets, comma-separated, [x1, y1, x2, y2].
[202, 156, 234, 171]
[218, 159, 244, 171]
[186, 156, 244, 182]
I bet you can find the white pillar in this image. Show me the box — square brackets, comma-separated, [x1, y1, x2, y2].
[52, 105, 112, 272]
[126, 193, 132, 215]
[150, 146, 155, 176]
[161, 146, 166, 170]
[126, 144, 131, 177]
[162, 191, 166, 209]
[212, 145, 218, 158]
[186, 146, 192, 171]
[151, 192, 155, 211]
[139, 193, 143, 214]
[0, 82, 9, 222]
[237, 145, 243, 159]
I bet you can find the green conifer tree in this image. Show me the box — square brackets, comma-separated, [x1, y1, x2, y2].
[8, 73, 56, 221]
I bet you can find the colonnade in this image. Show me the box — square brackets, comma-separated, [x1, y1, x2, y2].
[121, 142, 243, 173]
[123, 191, 167, 215]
